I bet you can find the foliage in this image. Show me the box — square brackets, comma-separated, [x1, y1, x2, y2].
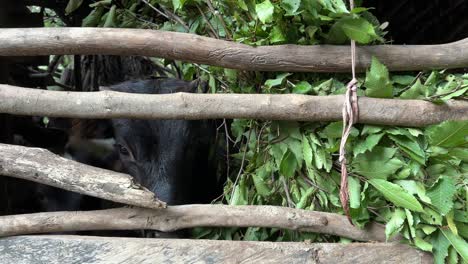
[66, 0, 468, 261]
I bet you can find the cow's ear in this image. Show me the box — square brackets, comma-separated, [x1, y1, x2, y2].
[198, 79, 209, 94]
[183, 79, 209, 94]
[177, 79, 200, 93]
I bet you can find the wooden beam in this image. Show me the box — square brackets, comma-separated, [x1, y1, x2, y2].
[0, 143, 390, 242]
[0, 235, 433, 263]
[0, 143, 165, 209]
[0, 27, 467, 72]
[0, 206, 392, 242]
[1, 84, 467, 127]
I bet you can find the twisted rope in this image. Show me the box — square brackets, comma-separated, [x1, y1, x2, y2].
[339, 0, 359, 224]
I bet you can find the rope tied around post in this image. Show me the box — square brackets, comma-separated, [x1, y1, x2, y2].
[339, 0, 360, 224]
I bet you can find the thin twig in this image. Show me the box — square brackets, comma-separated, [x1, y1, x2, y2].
[223, 119, 231, 179]
[230, 122, 253, 199]
[205, 0, 232, 40]
[281, 177, 295, 207]
[192, 63, 229, 90]
[195, 4, 218, 39]
[158, 5, 190, 32]
[300, 173, 329, 194]
[140, 0, 169, 19]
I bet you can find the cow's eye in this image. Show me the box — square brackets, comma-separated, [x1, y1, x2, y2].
[115, 144, 130, 156]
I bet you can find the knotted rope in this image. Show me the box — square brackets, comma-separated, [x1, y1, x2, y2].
[339, 0, 359, 224]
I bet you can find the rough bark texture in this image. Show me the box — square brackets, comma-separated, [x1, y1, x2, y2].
[0, 27, 467, 72]
[0, 235, 433, 264]
[1, 85, 466, 127]
[0, 206, 395, 242]
[0, 143, 165, 208]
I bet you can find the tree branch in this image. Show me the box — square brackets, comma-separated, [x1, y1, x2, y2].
[0, 143, 165, 209]
[0, 28, 467, 72]
[0, 206, 396, 242]
[0, 84, 466, 127]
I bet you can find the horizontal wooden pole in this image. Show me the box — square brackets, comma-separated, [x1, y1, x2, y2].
[0, 206, 394, 242]
[0, 235, 432, 263]
[1, 84, 467, 126]
[0, 143, 165, 209]
[0, 27, 467, 72]
[0, 143, 390, 242]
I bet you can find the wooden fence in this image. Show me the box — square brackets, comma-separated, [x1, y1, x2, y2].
[1, 27, 466, 263]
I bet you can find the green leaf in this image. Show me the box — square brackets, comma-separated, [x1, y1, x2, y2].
[296, 187, 315, 209]
[286, 138, 304, 166]
[385, 208, 406, 239]
[340, 17, 378, 44]
[427, 176, 456, 215]
[281, 0, 301, 16]
[399, 79, 428, 99]
[253, 166, 273, 197]
[353, 133, 384, 157]
[454, 210, 468, 223]
[448, 246, 459, 264]
[65, 0, 83, 14]
[293, 81, 313, 94]
[365, 56, 393, 98]
[361, 125, 383, 135]
[388, 135, 426, 165]
[421, 207, 443, 225]
[414, 237, 433, 252]
[270, 25, 287, 43]
[369, 179, 424, 212]
[447, 210, 458, 235]
[432, 230, 451, 264]
[395, 180, 431, 203]
[348, 176, 361, 209]
[230, 177, 248, 205]
[392, 75, 416, 85]
[103, 5, 117, 28]
[280, 150, 297, 178]
[405, 209, 416, 238]
[256, 0, 275, 24]
[172, 0, 187, 11]
[302, 136, 313, 169]
[322, 121, 358, 139]
[441, 228, 468, 262]
[426, 120, 468, 148]
[82, 6, 105, 27]
[312, 144, 332, 172]
[352, 147, 404, 179]
[265, 73, 291, 88]
[421, 225, 438, 235]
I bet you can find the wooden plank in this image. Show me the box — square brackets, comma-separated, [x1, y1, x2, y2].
[0, 27, 467, 72]
[0, 143, 165, 209]
[1, 85, 467, 127]
[0, 235, 433, 264]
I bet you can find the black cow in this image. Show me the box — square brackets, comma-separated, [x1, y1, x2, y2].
[103, 77, 222, 206]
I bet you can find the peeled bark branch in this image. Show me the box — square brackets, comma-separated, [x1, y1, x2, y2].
[0, 206, 395, 242]
[0, 27, 467, 72]
[0, 143, 165, 209]
[0, 236, 432, 264]
[1, 84, 466, 127]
